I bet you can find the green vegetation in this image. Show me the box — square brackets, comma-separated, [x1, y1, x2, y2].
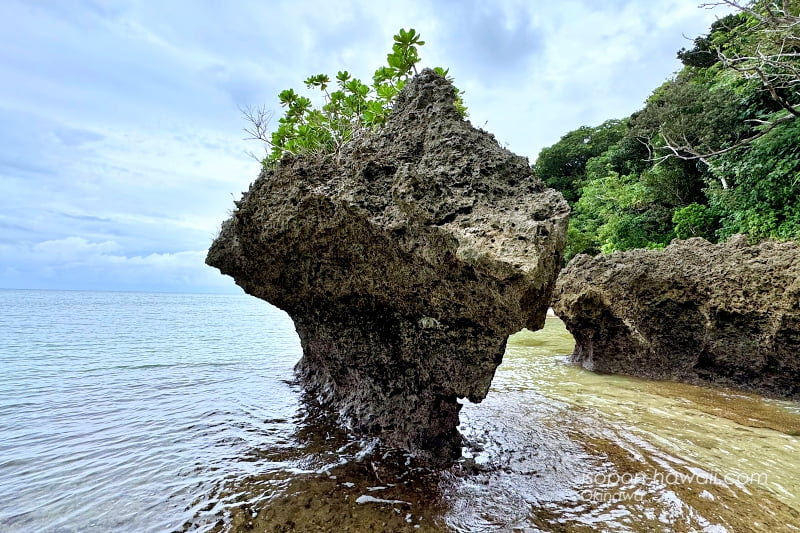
[536, 0, 800, 262]
[244, 28, 465, 168]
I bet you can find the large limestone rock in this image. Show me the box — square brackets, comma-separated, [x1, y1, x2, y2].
[553, 236, 800, 399]
[207, 70, 569, 461]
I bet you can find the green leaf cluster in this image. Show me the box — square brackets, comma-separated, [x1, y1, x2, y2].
[540, 1, 800, 262]
[672, 203, 718, 240]
[708, 118, 800, 241]
[563, 150, 678, 260]
[258, 29, 466, 167]
[534, 120, 627, 204]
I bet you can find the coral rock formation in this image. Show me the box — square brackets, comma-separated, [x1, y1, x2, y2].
[553, 236, 800, 399]
[207, 70, 569, 461]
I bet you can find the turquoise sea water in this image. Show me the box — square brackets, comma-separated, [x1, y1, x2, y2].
[0, 289, 302, 532]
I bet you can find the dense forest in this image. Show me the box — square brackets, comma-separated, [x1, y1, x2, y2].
[534, 0, 800, 261]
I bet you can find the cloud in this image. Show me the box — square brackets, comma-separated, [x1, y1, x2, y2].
[0, 0, 734, 293]
[1, 237, 237, 293]
[443, 0, 733, 158]
[33, 237, 120, 264]
[432, 0, 544, 79]
[0, 102, 254, 237]
[52, 126, 106, 147]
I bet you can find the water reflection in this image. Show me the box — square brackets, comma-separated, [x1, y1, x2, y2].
[196, 318, 800, 532]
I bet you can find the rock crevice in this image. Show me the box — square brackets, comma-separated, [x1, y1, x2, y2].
[207, 70, 569, 460]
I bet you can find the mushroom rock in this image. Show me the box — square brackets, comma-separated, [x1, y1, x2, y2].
[553, 236, 800, 399]
[207, 69, 569, 462]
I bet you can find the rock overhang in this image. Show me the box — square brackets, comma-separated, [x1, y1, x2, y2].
[207, 69, 569, 462]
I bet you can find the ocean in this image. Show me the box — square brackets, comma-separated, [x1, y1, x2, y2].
[2, 289, 799, 532]
[0, 289, 301, 532]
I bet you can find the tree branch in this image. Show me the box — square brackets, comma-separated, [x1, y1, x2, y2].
[657, 0, 799, 161]
[240, 105, 275, 144]
[659, 113, 794, 160]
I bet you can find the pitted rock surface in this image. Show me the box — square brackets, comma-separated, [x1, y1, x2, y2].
[553, 236, 800, 399]
[207, 69, 569, 460]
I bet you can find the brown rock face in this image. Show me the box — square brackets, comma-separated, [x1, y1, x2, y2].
[553, 236, 800, 399]
[206, 70, 569, 461]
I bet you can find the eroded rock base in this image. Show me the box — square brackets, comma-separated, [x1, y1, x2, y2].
[553, 236, 800, 399]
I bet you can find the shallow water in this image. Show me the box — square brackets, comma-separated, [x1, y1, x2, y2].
[0, 290, 302, 532]
[1, 290, 799, 532]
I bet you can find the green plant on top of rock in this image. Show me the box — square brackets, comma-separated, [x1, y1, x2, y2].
[243, 28, 467, 168]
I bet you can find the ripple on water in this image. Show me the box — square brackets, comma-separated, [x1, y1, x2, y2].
[0, 290, 301, 533]
[203, 319, 800, 532]
[2, 293, 800, 532]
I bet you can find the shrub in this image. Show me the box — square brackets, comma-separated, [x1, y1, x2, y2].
[245, 29, 466, 168]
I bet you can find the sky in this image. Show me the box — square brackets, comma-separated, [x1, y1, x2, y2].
[0, 0, 733, 294]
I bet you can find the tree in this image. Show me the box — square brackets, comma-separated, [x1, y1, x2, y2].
[630, 71, 752, 167]
[677, 13, 748, 68]
[244, 29, 466, 168]
[537, 118, 700, 261]
[707, 117, 800, 240]
[534, 120, 626, 204]
[672, 203, 719, 239]
[639, 159, 706, 206]
[658, 0, 800, 160]
[711, 1, 800, 113]
[542, 1, 800, 259]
